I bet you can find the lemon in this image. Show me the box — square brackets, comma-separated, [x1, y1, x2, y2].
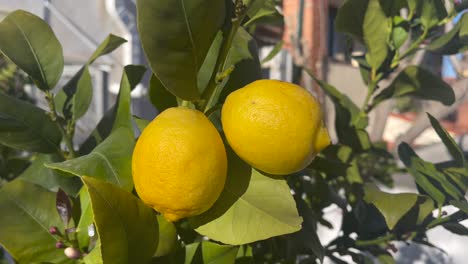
[221, 79, 330, 175]
[132, 107, 227, 222]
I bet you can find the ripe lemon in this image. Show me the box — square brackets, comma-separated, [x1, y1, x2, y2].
[132, 107, 227, 222]
[221, 79, 330, 175]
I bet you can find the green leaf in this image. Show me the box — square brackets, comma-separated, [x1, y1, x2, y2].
[445, 167, 468, 196]
[244, 0, 281, 27]
[0, 154, 30, 178]
[205, 106, 223, 132]
[84, 244, 103, 264]
[88, 34, 127, 64]
[327, 144, 363, 184]
[363, 0, 389, 70]
[0, 180, 71, 263]
[137, 0, 225, 100]
[0, 114, 25, 131]
[0, 91, 61, 153]
[184, 243, 200, 264]
[450, 200, 468, 213]
[197, 31, 223, 93]
[55, 66, 93, 119]
[292, 199, 325, 262]
[55, 34, 127, 117]
[308, 155, 350, 177]
[112, 65, 146, 131]
[305, 69, 361, 122]
[336, 0, 369, 41]
[419, 0, 447, 30]
[398, 143, 464, 205]
[398, 143, 444, 205]
[47, 127, 135, 191]
[306, 70, 370, 150]
[182, 241, 239, 264]
[427, 13, 468, 55]
[345, 157, 363, 184]
[149, 75, 178, 112]
[261, 40, 283, 65]
[416, 196, 436, 225]
[0, 10, 63, 91]
[392, 16, 409, 50]
[54, 67, 84, 118]
[236, 245, 253, 258]
[373, 66, 455, 107]
[77, 188, 94, 251]
[407, 0, 418, 15]
[190, 149, 302, 245]
[155, 215, 178, 257]
[363, 184, 434, 230]
[428, 113, 466, 168]
[377, 252, 395, 264]
[19, 154, 81, 196]
[200, 241, 239, 264]
[82, 176, 158, 264]
[443, 222, 468, 236]
[133, 116, 151, 132]
[79, 65, 145, 154]
[220, 28, 262, 103]
[78, 109, 115, 155]
[72, 66, 93, 119]
[378, 0, 407, 16]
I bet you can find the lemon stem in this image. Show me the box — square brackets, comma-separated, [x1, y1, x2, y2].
[367, 28, 429, 112]
[361, 69, 378, 114]
[180, 100, 191, 108]
[398, 28, 428, 62]
[200, 0, 247, 113]
[45, 91, 76, 159]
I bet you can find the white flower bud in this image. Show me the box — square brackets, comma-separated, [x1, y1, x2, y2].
[64, 247, 81, 259]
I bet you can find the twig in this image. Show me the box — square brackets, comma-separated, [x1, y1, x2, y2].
[354, 210, 468, 247]
[200, 0, 247, 112]
[44, 91, 76, 159]
[397, 29, 429, 63]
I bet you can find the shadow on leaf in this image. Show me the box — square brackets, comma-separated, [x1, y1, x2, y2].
[189, 147, 251, 227]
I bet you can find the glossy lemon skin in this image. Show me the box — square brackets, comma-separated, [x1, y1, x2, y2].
[221, 80, 330, 175]
[132, 107, 227, 222]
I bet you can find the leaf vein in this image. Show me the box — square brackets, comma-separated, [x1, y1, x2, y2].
[91, 151, 122, 187]
[86, 183, 130, 262]
[180, 0, 199, 70]
[10, 18, 48, 87]
[4, 192, 58, 242]
[225, 187, 300, 229]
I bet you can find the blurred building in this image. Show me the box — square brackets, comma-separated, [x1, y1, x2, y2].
[0, 0, 155, 144]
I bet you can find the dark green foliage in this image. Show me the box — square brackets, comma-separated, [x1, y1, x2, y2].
[0, 1, 467, 263]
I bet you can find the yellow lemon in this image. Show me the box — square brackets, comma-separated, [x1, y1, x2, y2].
[132, 107, 227, 222]
[221, 79, 330, 175]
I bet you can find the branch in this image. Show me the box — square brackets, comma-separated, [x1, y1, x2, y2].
[354, 210, 468, 247]
[45, 91, 76, 159]
[199, 0, 246, 112]
[394, 78, 468, 147]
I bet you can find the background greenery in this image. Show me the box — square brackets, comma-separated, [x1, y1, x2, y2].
[0, 0, 467, 263]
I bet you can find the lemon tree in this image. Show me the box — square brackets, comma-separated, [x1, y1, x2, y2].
[0, 1, 467, 263]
